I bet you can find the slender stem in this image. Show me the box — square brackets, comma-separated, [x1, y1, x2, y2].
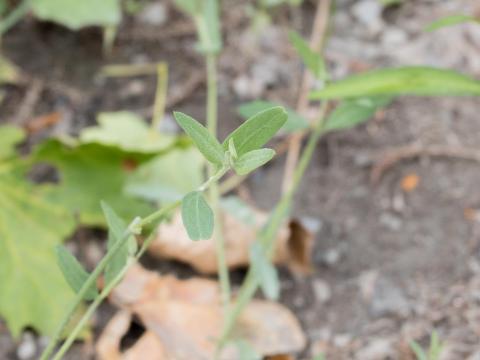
[40, 164, 230, 359]
[0, 0, 31, 36]
[51, 264, 127, 360]
[217, 102, 330, 350]
[39, 226, 136, 360]
[151, 63, 168, 133]
[205, 52, 231, 312]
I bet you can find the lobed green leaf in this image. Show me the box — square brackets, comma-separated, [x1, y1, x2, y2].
[310, 66, 480, 99]
[31, 0, 121, 30]
[55, 245, 98, 301]
[181, 191, 214, 240]
[174, 111, 225, 166]
[224, 107, 287, 156]
[233, 148, 275, 175]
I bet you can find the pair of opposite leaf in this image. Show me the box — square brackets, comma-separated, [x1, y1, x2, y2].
[175, 107, 288, 241]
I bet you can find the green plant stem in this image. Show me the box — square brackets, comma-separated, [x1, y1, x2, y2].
[0, 0, 31, 36]
[217, 101, 330, 351]
[40, 164, 230, 360]
[205, 52, 231, 312]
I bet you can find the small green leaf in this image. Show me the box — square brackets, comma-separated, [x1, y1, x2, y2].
[223, 107, 287, 156]
[310, 66, 480, 99]
[250, 242, 280, 300]
[428, 331, 443, 360]
[173, 112, 225, 166]
[101, 201, 137, 286]
[324, 96, 393, 131]
[181, 191, 214, 240]
[237, 100, 308, 133]
[233, 148, 275, 175]
[289, 30, 327, 80]
[228, 138, 238, 159]
[425, 15, 479, 32]
[55, 245, 98, 301]
[410, 341, 427, 360]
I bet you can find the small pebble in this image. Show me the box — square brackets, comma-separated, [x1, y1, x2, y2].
[17, 332, 36, 360]
[312, 279, 332, 304]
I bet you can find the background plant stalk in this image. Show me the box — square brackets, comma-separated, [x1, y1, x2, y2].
[206, 52, 231, 312]
[217, 101, 330, 353]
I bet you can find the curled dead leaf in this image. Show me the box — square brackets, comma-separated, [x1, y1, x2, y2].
[98, 265, 306, 360]
[149, 207, 314, 274]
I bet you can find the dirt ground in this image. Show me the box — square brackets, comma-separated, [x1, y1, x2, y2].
[1, 0, 480, 359]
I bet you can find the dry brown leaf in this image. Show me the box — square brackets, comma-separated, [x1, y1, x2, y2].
[149, 207, 313, 274]
[98, 265, 306, 360]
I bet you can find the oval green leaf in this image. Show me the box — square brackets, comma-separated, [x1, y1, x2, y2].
[223, 107, 287, 156]
[233, 148, 275, 175]
[289, 30, 326, 80]
[181, 191, 214, 241]
[55, 245, 98, 301]
[310, 66, 480, 99]
[174, 111, 225, 166]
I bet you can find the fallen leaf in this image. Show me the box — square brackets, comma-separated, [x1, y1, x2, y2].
[149, 205, 313, 274]
[400, 173, 420, 192]
[98, 265, 306, 360]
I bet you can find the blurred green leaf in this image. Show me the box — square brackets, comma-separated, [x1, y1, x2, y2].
[35, 139, 154, 226]
[181, 191, 214, 240]
[101, 201, 136, 286]
[125, 147, 203, 203]
[173, 0, 221, 53]
[428, 331, 443, 360]
[0, 56, 20, 85]
[220, 196, 257, 226]
[174, 111, 225, 166]
[325, 96, 393, 131]
[0, 125, 24, 157]
[250, 242, 280, 300]
[223, 107, 287, 156]
[235, 339, 261, 360]
[410, 341, 427, 360]
[0, 126, 76, 337]
[31, 0, 121, 30]
[310, 66, 480, 99]
[289, 30, 326, 80]
[233, 148, 275, 175]
[237, 100, 308, 133]
[80, 111, 175, 154]
[425, 15, 479, 32]
[55, 245, 98, 301]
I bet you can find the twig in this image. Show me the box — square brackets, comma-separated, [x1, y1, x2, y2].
[370, 144, 480, 184]
[281, 0, 331, 193]
[12, 79, 43, 125]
